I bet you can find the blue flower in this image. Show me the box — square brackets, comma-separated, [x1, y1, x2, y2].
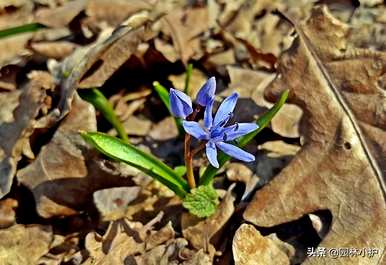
[196, 76, 216, 107]
[169, 88, 193, 119]
[183, 92, 258, 168]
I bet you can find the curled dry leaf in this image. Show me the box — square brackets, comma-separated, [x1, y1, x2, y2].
[232, 224, 292, 265]
[244, 6, 386, 264]
[0, 224, 53, 264]
[93, 186, 141, 221]
[0, 74, 49, 198]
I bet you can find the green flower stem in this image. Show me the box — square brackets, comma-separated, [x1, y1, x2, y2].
[79, 88, 129, 143]
[184, 63, 193, 95]
[0, 23, 46, 39]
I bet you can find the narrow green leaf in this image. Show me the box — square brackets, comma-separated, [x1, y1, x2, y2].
[81, 132, 189, 197]
[153, 81, 183, 135]
[0, 23, 46, 39]
[182, 185, 219, 218]
[200, 90, 289, 185]
[184, 63, 193, 95]
[79, 88, 129, 143]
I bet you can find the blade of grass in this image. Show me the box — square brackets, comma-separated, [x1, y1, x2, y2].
[81, 132, 189, 197]
[79, 88, 129, 143]
[184, 63, 193, 95]
[200, 90, 289, 185]
[0, 23, 46, 39]
[153, 81, 184, 135]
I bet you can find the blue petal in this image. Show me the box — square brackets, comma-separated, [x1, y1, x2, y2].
[213, 92, 239, 127]
[196, 77, 216, 106]
[216, 142, 255, 162]
[222, 123, 259, 141]
[169, 88, 193, 119]
[203, 98, 214, 129]
[206, 141, 219, 168]
[182, 121, 208, 140]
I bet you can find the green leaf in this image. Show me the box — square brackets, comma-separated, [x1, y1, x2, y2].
[153, 81, 183, 135]
[79, 88, 129, 143]
[81, 132, 189, 197]
[0, 23, 46, 39]
[199, 90, 289, 185]
[174, 165, 187, 178]
[184, 63, 193, 95]
[182, 185, 219, 218]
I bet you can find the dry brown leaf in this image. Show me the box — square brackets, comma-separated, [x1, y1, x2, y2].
[149, 116, 179, 141]
[93, 186, 141, 221]
[30, 41, 77, 60]
[232, 224, 291, 265]
[43, 17, 157, 127]
[0, 198, 17, 228]
[35, 0, 86, 28]
[244, 6, 386, 264]
[162, 7, 209, 64]
[0, 34, 32, 67]
[0, 224, 53, 264]
[0, 0, 33, 29]
[84, 221, 144, 265]
[17, 93, 95, 217]
[0, 74, 49, 198]
[17, 94, 132, 218]
[85, 0, 153, 27]
[78, 22, 156, 89]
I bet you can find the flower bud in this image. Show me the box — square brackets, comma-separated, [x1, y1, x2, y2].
[169, 88, 193, 119]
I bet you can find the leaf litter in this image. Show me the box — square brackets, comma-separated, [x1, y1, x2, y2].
[0, 1, 385, 264]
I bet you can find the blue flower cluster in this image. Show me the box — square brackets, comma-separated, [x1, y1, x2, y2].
[169, 77, 258, 168]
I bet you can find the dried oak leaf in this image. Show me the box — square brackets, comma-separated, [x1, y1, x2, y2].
[17, 94, 132, 218]
[244, 6, 386, 265]
[0, 224, 53, 264]
[232, 224, 292, 265]
[0, 75, 48, 198]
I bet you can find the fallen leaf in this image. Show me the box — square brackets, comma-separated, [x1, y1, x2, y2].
[0, 224, 53, 264]
[30, 41, 77, 59]
[85, 0, 152, 27]
[0, 74, 48, 198]
[0, 198, 17, 228]
[93, 186, 141, 221]
[232, 224, 291, 265]
[244, 6, 386, 264]
[161, 7, 209, 64]
[17, 94, 132, 218]
[35, 0, 86, 28]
